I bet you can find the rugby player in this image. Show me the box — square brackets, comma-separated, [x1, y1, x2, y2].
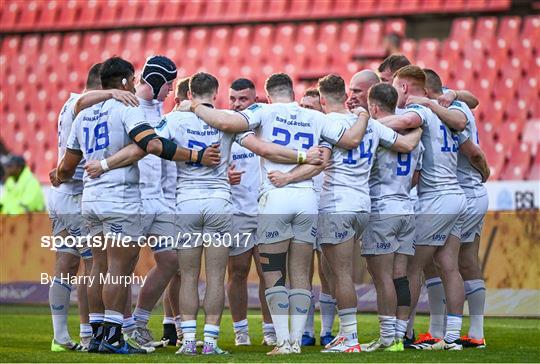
[347, 69, 380, 110]
[359, 83, 423, 352]
[180, 72, 374, 355]
[48, 63, 101, 352]
[56, 57, 219, 354]
[378, 65, 468, 350]
[227, 78, 277, 347]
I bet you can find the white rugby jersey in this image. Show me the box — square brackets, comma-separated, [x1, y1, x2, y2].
[239, 102, 345, 196]
[54, 93, 84, 195]
[319, 114, 397, 213]
[137, 98, 164, 199]
[230, 142, 260, 215]
[369, 139, 424, 215]
[403, 104, 463, 196]
[157, 108, 238, 203]
[67, 99, 147, 203]
[450, 100, 487, 198]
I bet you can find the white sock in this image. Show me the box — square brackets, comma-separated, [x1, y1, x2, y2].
[49, 278, 72, 343]
[163, 316, 175, 325]
[338, 307, 358, 344]
[444, 314, 462, 343]
[265, 286, 290, 344]
[263, 322, 275, 335]
[465, 279, 486, 339]
[379, 315, 396, 346]
[104, 310, 124, 326]
[319, 292, 336, 337]
[303, 294, 315, 337]
[289, 288, 312, 343]
[203, 324, 220, 346]
[426, 277, 446, 339]
[406, 306, 416, 339]
[80, 323, 92, 339]
[181, 320, 196, 342]
[122, 316, 136, 334]
[233, 319, 249, 334]
[89, 313, 104, 324]
[395, 319, 408, 340]
[133, 307, 151, 329]
[174, 315, 182, 334]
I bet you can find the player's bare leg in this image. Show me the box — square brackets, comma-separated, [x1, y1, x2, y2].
[321, 238, 360, 352]
[393, 253, 411, 346]
[77, 257, 93, 348]
[133, 245, 177, 347]
[87, 234, 107, 352]
[433, 234, 465, 348]
[365, 252, 397, 350]
[177, 246, 202, 355]
[100, 242, 141, 350]
[227, 249, 253, 345]
[259, 239, 292, 355]
[253, 247, 276, 345]
[459, 234, 486, 347]
[317, 251, 337, 345]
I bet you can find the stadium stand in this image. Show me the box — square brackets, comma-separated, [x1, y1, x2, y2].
[0, 1, 538, 182]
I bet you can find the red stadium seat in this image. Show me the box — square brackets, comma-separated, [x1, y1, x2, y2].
[386, 19, 406, 37]
[450, 18, 474, 43]
[145, 29, 166, 58]
[0, 1, 20, 31]
[221, 0, 247, 22]
[245, 0, 267, 21]
[528, 152, 540, 180]
[484, 141, 505, 180]
[164, 28, 187, 64]
[338, 21, 361, 59]
[317, 22, 340, 69]
[202, 0, 227, 22]
[416, 39, 440, 70]
[98, 0, 120, 27]
[400, 39, 416, 64]
[78, 0, 100, 28]
[497, 121, 523, 158]
[160, 0, 181, 23]
[500, 142, 532, 180]
[474, 17, 498, 47]
[116, 0, 143, 26]
[332, 0, 356, 17]
[497, 16, 522, 47]
[293, 23, 317, 70]
[18, 1, 40, 30]
[310, 0, 334, 18]
[100, 31, 124, 61]
[354, 20, 385, 58]
[488, 0, 511, 10]
[56, 0, 80, 28]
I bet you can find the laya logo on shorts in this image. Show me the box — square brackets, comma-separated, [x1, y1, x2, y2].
[278, 303, 289, 309]
[265, 231, 279, 239]
[296, 307, 308, 314]
[376, 242, 391, 249]
[335, 231, 348, 239]
[432, 234, 446, 241]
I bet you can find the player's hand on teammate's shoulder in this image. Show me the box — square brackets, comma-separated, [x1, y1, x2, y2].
[178, 100, 193, 112]
[437, 89, 457, 107]
[84, 160, 104, 179]
[406, 95, 431, 107]
[228, 164, 245, 185]
[350, 105, 368, 116]
[306, 146, 324, 165]
[49, 168, 62, 187]
[267, 170, 290, 188]
[110, 89, 139, 107]
[200, 144, 221, 166]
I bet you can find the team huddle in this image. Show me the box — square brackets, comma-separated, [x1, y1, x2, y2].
[47, 52, 490, 355]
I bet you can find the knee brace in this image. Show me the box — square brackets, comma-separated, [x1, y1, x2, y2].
[259, 252, 287, 287]
[393, 276, 411, 307]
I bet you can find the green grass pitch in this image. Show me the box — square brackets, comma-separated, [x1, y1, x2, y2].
[1, 305, 539, 362]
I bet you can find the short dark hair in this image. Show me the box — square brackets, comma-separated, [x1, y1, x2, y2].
[175, 77, 190, 101]
[86, 63, 102, 89]
[378, 54, 411, 73]
[423, 68, 443, 94]
[99, 57, 134, 90]
[303, 87, 320, 98]
[189, 72, 219, 97]
[368, 83, 398, 113]
[265, 73, 293, 98]
[230, 78, 255, 91]
[317, 74, 346, 103]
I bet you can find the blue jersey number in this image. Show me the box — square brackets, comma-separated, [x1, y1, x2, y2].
[271, 127, 314, 149]
[396, 152, 411, 176]
[187, 139, 207, 167]
[342, 139, 373, 165]
[83, 122, 109, 154]
[439, 125, 458, 153]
